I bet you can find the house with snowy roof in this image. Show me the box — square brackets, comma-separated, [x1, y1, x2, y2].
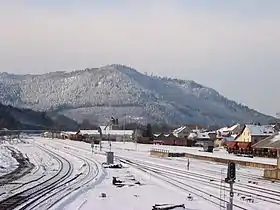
[195, 131, 217, 141]
[185, 130, 216, 146]
[217, 124, 241, 137]
[234, 124, 276, 144]
[172, 126, 192, 138]
[79, 126, 135, 141]
[252, 132, 280, 150]
[272, 122, 280, 131]
[60, 131, 80, 139]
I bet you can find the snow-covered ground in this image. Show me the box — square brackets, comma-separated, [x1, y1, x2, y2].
[0, 145, 18, 177]
[41, 142, 215, 210]
[0, 137, 102, 209]
[36, 138, 280, 210]
[102, 140, 278, 165]
[1, 136, 280, 210]
[57, 158, 206, 210]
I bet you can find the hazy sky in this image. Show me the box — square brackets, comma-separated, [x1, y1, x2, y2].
[1, 1, 280, 116]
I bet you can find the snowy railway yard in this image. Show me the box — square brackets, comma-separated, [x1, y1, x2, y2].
[1, 136, 280, 210]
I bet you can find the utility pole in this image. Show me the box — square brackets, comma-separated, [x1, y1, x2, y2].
[109, 133, 111, 151]
[134, 134, 137, 151]
[123, 113, 126, 143]
[220, 168, 226, 210]
[228, 182, 233, 210]
[277, 149, 280, 169]
[225, 162, 236, 210]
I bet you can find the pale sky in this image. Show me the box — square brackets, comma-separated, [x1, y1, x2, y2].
[0, 1, 279, 116]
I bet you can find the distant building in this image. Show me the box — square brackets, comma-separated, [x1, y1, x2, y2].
[172, 126, 191, 138]
[195, 131, 216, 141]
[151, 125, 217, 147]
[235, 124, 275, 144]
[43, 131, 52, 138]
[217, 124, 241, 137]
[215, 134, 237, 148]
[186, 130, 216, 151]
[60, 131, 78, 139]
[152, 126, 191, 146]
[272, 122, 280, 131]
[252, 132, 280, 150]
[79, 126, 134, 142]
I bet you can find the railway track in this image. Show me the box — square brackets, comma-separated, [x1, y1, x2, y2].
[116, 152, 280, 184]
[144, 163, 280, 205]
[140, 155, 280, 193]
[198, 167, 280, 194]
[0, 147, 59, 197]
[120, 158, 247, 210]
[192, 164, 272, 182]
[167, 161, 280, 197]
[119, 158, 280, 207]
[143, 154, 267, 183]
[0, 145, 73, 210]
[36, 139, 280, 208]
[28, 143, 103, 210]
[49, 140, 280, 190]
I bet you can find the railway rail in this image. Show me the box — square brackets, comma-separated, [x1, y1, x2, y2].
[28, 143, 103, 210]
[153, 159, 280, 196]
[146, 164, 280, 205]
[120, 158, 247, 210]
[50, 139, 280, 190]
[0, 147, 60, 197]
[0, 145, 73, 210]
[164, 157, 267, 180]
[34, 139, 280, 209]
[119, 158, 280, 207]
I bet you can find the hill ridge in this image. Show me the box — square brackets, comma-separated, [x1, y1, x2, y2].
[0, 65, 274, 126]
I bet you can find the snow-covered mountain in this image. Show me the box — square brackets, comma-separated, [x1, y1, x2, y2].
[0, 64, 275, 126]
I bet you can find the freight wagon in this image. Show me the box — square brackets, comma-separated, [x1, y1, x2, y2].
[137, 137, 153, 144]
[83, 138, 100, 144]
[152, 138, 188, 146]
[226, 141, 277, 158]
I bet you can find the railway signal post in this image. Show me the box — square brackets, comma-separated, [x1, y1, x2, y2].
[225, 162, 236, 210]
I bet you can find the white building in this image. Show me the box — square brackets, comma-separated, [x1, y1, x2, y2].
[80, 126, 134, 142]
[172, 126, 191, 138]
[217, 124, 241, 137]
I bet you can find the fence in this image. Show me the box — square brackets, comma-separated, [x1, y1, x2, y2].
[150, 149, 185, 158]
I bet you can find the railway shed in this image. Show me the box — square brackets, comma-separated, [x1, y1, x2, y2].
[253, 133, 280, 149]
[253, 133, 280, 179]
